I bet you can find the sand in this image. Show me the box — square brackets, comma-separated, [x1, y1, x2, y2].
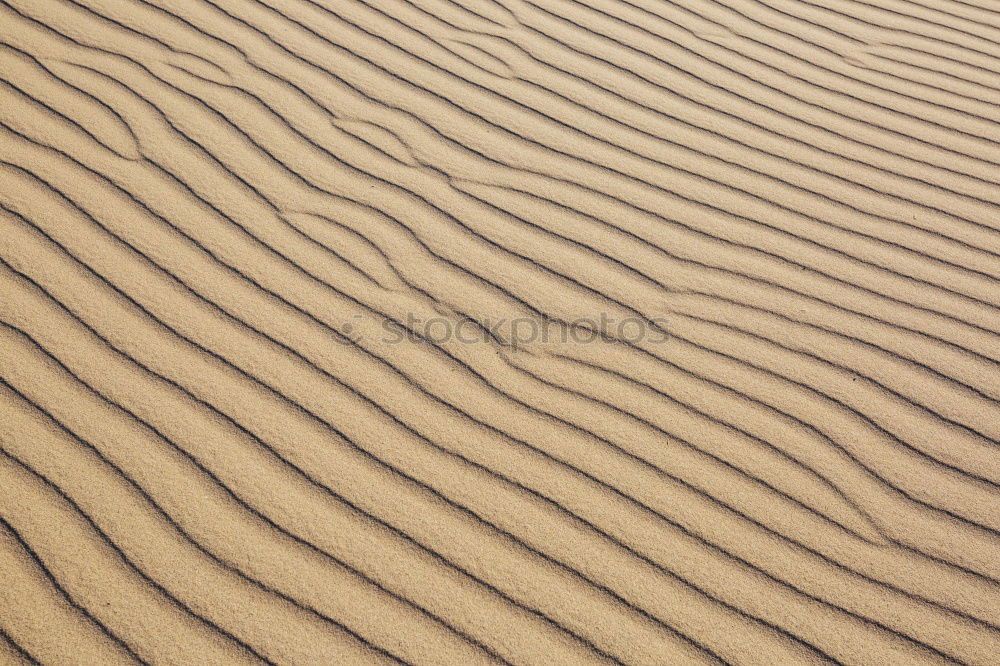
[0, 0, 998, 663]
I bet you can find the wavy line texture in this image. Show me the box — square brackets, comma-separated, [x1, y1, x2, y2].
[0, 0, 997, 663]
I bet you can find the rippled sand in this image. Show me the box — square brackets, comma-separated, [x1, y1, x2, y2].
[1, 0, 998, 663]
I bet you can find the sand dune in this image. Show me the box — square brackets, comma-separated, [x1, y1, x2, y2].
[0, 0, 998, 663]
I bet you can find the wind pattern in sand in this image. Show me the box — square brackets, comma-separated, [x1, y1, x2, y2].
[0, 0, 998, 663]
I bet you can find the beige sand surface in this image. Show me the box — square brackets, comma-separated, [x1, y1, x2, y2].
[0, 0, 998, 663]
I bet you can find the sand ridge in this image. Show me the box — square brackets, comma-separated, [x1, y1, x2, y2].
[0, 0, 998, 663]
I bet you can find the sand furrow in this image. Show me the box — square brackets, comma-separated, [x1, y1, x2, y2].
[1, 0, 997, 663]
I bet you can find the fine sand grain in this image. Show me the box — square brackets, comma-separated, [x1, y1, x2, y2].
[1, 0, 998, 663]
